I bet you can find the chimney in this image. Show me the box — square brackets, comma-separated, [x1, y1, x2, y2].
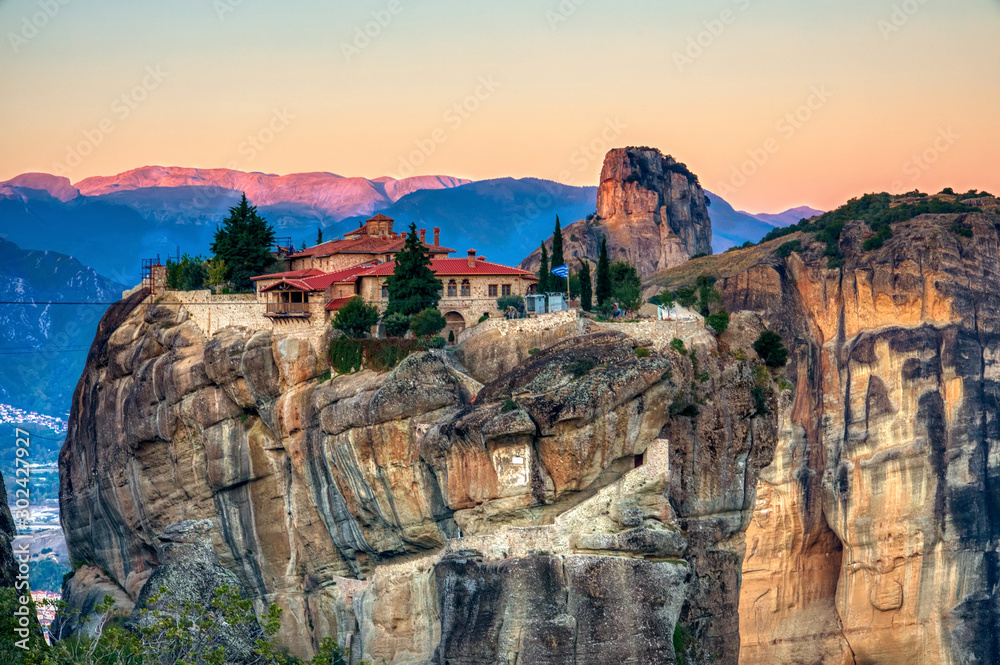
[467, 249, 476, 267]
[419, 229, 427, 243]
[433, 227, 440, 246]
[401, 232, 407, 240]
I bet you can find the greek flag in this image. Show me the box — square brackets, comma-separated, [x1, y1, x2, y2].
[551, 264, 569, 278]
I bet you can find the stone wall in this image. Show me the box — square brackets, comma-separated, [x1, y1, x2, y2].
[592, 318, 712, 353]
[456, 309, 582, 344]
[168, 291, 328, 337]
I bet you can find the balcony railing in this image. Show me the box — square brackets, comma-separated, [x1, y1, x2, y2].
[265, 301, 310, 317]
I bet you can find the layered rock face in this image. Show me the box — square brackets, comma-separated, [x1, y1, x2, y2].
[0, 471, 19, 588]
[521, 147, 712, 277]
[59, 293, 777, 663]
[656, 211, 1000, 664]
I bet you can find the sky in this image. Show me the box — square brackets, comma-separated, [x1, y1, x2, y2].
[1, 0, 998, 212]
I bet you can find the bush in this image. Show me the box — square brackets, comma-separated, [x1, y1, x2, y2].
[448, 329, 455, 344]
[382, 312, 412, 338]
[478, 313, 489, 323]
[329, 337, 428, 374]
[752, 385, 770, 415]
[753, 330, 789, 367]
[410, 308, 446, 337]
[501, 398, 518, 413]
[950, 222, 974, 238]
[635, 347, 651, 358]
[670, 338, 688, 356]
[776, 240, 802, 258]
[332, 297, 379, 338]
[567, 358, 596, 379]
[674, 286, 697, 308]
[528, 348, 541, 355]
[427, 335, 447, 349]
[706, 310, 730, 334]
[497, 295, 526, 316]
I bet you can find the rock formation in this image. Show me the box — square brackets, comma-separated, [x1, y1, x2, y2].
[59, 290, 778, 663]
[652, 203, 1000, 665]
[0, 471, 19, 588]
[521, 147, 712, 278]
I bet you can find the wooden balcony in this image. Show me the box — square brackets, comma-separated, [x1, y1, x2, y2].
[265, 301, 311, 317]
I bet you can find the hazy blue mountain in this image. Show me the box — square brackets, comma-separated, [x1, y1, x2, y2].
[0, 238, 125, 415]
[743, 205, 824, 227]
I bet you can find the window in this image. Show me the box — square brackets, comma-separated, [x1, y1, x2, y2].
[488, 284, 498, 297]
[501, 284, 511, 296]
[447, 280, 457, 297]
[460, 280, 471, 296]
[381, 285, 389, 299]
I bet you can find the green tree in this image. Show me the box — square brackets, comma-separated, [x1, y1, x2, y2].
[386, 223, 442, 317]
[317, 227, 323, 245]
[551, 216, 564, 271]
[706, 310, 730, 334]
[166, 254, 207, 291]
[579, 260, 593, 311]
[332, 297, 379, 338]
[410, 308, 446, 337]
[674, 285, 698, 308]
[538, 243, 550, 294]
[609, 261, 642, 312]
[210, 193, 277, 292]
[754, 330, 789, 367]
[382, 312, 411, 338]
[595, 238, 612, 306]
[205, 258, 228, 290]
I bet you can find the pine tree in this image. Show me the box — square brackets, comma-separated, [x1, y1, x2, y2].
[317, 227, 323, 244]
[386, 222, 442, 317]
[595, 237, 612, 305]
[579, 260, 593, 311]
[551, 216, 564, 271]
[210, 193, 276, 292]
[538, 243, 550, 294]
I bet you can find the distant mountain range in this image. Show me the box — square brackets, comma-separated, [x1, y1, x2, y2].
[0, 238, 125, 415]
[0, 167, 819, 285]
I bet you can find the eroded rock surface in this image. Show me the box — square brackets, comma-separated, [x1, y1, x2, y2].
[656, 212, 1000, 665]
[521, 146, 712, 277]
[59, 296, 776, 663]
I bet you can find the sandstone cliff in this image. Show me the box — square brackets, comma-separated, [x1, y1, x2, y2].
[652, 201, 1000, 665]
[59, 294, 777, 663]
[521, 147, 712, 278]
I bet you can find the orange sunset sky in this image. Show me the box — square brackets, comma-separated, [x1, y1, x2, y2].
[1, 0, 998, 212]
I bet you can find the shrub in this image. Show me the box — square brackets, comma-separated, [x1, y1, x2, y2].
[382, 312, 412, 338]
[501, 398, 518, 413]
[427, 335, 447, 349]
[635, 347, 651, 358]
[674, 286, 697, 308]
[669, 398, 699, 418]
[448, 329, 455, 344]
[478, 313, 490, 323]
[950, 222, 974, 238]
[410, 308, 446, 337]
[328, 337, 427, 374]
[497, 294, 526, 316]
[332, 297, 379, 338]
[752, 385, 770, 414]
[528, 348, 541, 355]
[691, 252, 708, 259]
[670, 338, 688, 356]
[706, 311, 730, 334]
[776, 240, 802, 258]
[567, 357, 596, 379]
[753, 330, 789, 367]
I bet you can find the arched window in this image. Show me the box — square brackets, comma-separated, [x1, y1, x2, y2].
[461, 280, 471, 297]
[447, 280, 457, 297]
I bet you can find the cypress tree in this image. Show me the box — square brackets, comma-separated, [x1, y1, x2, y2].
[596, 237, 612, 305]
[317, 227, 323, 244]
[579, 260, 593, 311]
[386, 222, 442, 317]
[538, 243, 550, 294]
[210, 193, 276, 292]
[551, 216, 564, 271]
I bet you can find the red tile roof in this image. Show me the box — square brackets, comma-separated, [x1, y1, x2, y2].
[250, 268, 325, 281]
[288, 235, 454, 259]
[258, 263, 376, 293]
[325, 296, 356, 311]
[358, 258, 538, 279]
